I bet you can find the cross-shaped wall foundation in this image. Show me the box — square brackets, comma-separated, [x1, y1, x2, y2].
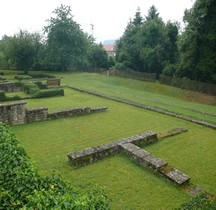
[68, 127, 190, 186]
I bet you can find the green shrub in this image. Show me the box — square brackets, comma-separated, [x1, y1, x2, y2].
[0, 76, 6, 81]
[178, 193, 216, 210]
[15, 75, 33, 80]
[33, 81, 47, 90]
[0, 91, 6, 101]
[28, 73, 55, 78]
[33, 88, 64, 98]
[5, 95, 22, 101]
[0, 123, 110, 209]
[23, 83, 40, 95]
[0, 72, 4, 76]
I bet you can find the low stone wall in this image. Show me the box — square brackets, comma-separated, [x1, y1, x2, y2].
[26, 107, 48, 123]
[67, 131, 157, 166]
[68, 129, 190, 185]
[0, 82, 23, 92]
[48, 107, 107, 119]
[0, 101, 107, 125]
[120, 142, 190, 185]
[0, 102, 26, 125]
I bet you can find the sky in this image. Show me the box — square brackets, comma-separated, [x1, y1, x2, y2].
[0, 0, 194, 43]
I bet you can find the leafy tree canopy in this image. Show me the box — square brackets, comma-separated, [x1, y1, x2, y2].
[44, 4, 89, 71]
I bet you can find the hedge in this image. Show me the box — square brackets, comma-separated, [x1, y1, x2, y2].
[23, 83, 40, 95]
[33, 88, 64, 98]
[178, 193, 216, 210]
[28, 73, 56, 79]
[0, 91, 6, 101]
[0, 122, 110, 209]
[15, 75, 33, 80]
[0, 91, 21, 102]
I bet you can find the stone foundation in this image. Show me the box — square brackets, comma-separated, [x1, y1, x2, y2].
[0, 102, 107, 125]
[68, 129, 190, 186]
[0, 82, 23, 92]
[67, 131, 157, 166]
[0, 102, 26, 125]
[27, 107, 48, 123]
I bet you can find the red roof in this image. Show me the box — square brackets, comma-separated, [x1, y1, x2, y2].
[103, 45, 116, 52]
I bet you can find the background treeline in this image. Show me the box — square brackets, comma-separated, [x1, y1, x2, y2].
[116, 0, 216, 84]
[0, 0, 215, 85]
[0, 5, 111, 73]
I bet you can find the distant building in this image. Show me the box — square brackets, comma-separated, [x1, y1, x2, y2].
[103, 45, 116, 56]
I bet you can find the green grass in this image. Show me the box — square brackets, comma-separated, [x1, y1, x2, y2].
[2, 71, 215, 209]
[57, 72, 216, 123]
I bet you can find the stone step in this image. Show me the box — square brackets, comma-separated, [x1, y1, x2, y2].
[163, 168, 190, 185]
[119, 143, 167, 170]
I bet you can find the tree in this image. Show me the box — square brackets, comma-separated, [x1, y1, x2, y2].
[177, 0, 216, 83]
[0, 31, 42, 73]
[145, 5, 159, 21]
[88, 43, 109, 68]
[116, 5, 177, 78]
[116, 8, 144, 71]
[44, 4, 89, 71]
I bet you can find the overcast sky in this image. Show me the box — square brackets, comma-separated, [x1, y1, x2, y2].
[0, 0, 194, 43]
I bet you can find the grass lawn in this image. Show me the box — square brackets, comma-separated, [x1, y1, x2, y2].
[56, 72, 216, 124]
[10, 73, 216, 209]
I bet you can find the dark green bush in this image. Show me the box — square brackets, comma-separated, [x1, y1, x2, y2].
[178, 193, 216, 210]
[33, 88, 64, 98]
[15, 75, 33, 80]
[0, 72, 4, 76]
[23, 83, 40, 95]
[5, 95, 22, 101]
[0, 91, 6, 101]
[0, 123, 110, 209]
[33, 81, 47, 89]
[28, 73, 55, 78]
[0, 76, 6, 81]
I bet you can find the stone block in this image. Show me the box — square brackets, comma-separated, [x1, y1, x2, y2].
[165, 168, 190, 185]
[142, 154, 167, 170]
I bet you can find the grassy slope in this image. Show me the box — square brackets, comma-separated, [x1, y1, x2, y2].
[57, 72, 216, 124]
[10, 72, 216, 209]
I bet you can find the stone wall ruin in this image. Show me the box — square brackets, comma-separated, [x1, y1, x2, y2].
[0, 101, 107, 125]
[68, 129, 190, 186]
[0, 82, 23, 92]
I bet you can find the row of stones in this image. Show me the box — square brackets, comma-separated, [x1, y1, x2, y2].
[120, 142, 190, 185]
[68, 129, 190, 185]
[66, 85, 216, 130]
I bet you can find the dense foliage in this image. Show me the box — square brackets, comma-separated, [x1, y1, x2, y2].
[0, 0, 215, 84]
[178, 193, 216, 210]
[33, 88, 64, 98]
[0, 5, 108, 72]
[177, 0, 216, 83]
[116, 6, 179, 79]
[0, 123, 110, 209]
[116, 1, 216, 84]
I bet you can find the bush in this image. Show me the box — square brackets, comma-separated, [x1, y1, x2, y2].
[178, 193, 216, 210]
[33, 88, 64, 98]
[28, 73, 56, 78]
[15, 75, 33, 80]
[0, 123, 110, 209]
[0, 72, 4, 76]
[0, 91, 6, 101]
[23, 83, 40, 95]
[33, 81, 47, 90]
